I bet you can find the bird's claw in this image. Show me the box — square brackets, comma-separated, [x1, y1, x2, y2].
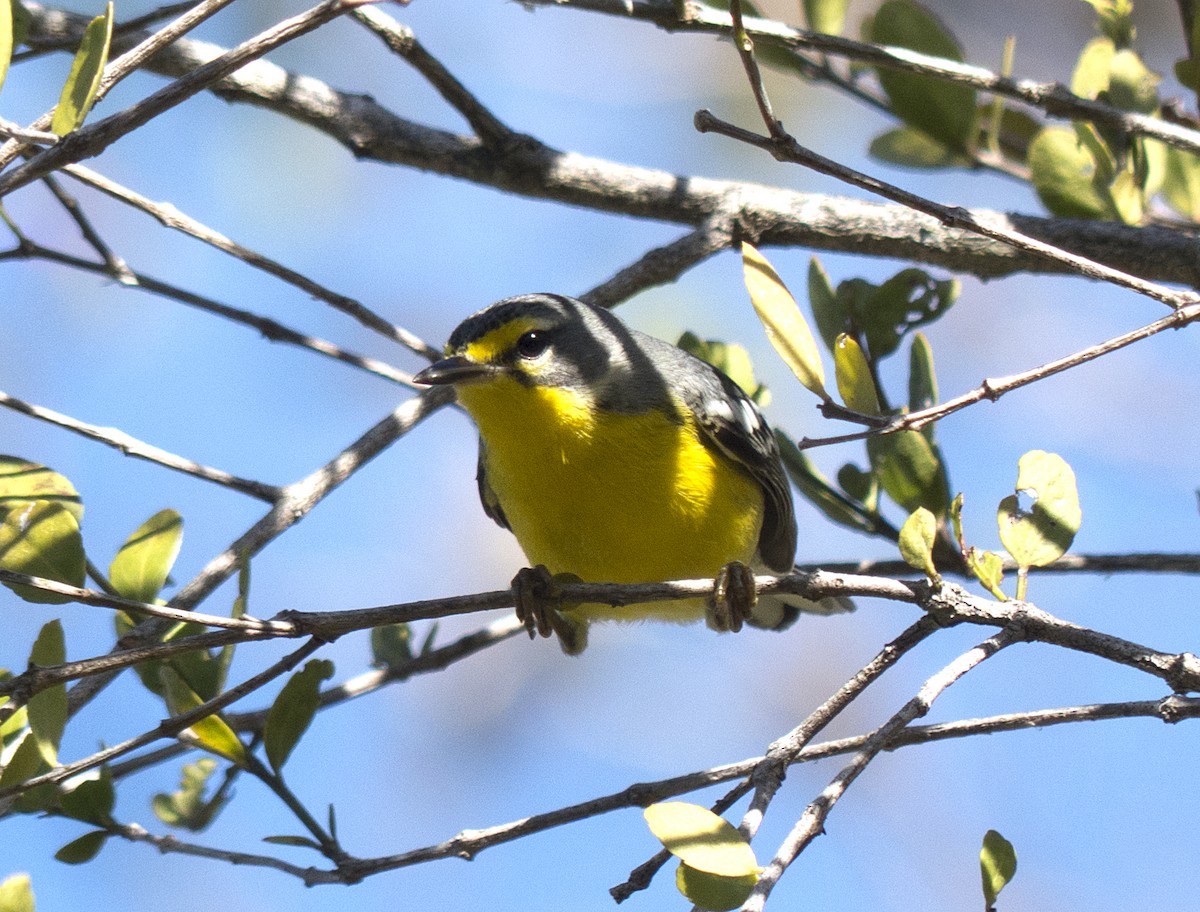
[707, 560, 757, 633]
[511, 565, 588, 655]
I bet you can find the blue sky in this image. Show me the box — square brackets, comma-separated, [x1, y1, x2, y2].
[3, 1, 1199, 910]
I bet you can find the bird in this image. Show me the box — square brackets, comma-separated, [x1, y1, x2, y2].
[413, 293, 849, 653]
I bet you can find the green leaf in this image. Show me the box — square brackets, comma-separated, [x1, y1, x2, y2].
[869, 0, 976, 151]
[898, 507, 939, 580]
[807, 256, 848, 354]
[675, 863, 758, 912]
[1105, 48, 1160, 114]
[0, 873, 34, 912]
[775, 434, 881, 535]
[264, 658, 334, 773]
[0, 0, 13, 97]
[833, 334, 881, 415]
[968, 549, 1008, 600]
[0, 501, 86, 604]
[803, 0, 850, 35]
[644, 802, 761, 877]
[152, 757, 226, 831]
[54, 829, 108, 865]
[1072, 36, 1115, 99]
[26, 620, 66, 766]
[109, 509, 183, 604]
[0, 457, 82, 524]
[743, 242, 828, 399]
[263, 834, 324, 850]
[1081, 0, 1134, 48]
[869, 126, 969, 169]
[980, 829, 1018, 908]
[371, 623, 413, 669]
[908, 332, 938, 442]
[997, 450, 1081, 569]
[861, 269, 958, 358]
[1027, 126, 1114, 219]
[837, 463, 877, 507]
[160, 667, 246, 766]
[59, 769, 115, 826]
[677, 333, 770, 406]
[867, 430, 949, 516]
[50, 1, 113, 136]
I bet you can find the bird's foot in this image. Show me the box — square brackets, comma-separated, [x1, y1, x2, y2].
[707, 560, 757, 633]
[511, 565, 589, 655]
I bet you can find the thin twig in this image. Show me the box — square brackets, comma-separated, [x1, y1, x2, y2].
[0, 0, 374, 194]
[0, 388, 283, 500]
[534, 0, 1200, 157]
[747, 626, 1024, 908]
[800, 300, 1200, 447]
[8, 241, 415, 386]
[694, 109, 1198, 311]
[0, 0, 242, 169]
[0, 638, 327, 806]
[61, 163, 439, 359]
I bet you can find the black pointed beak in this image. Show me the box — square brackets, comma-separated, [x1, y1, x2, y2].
[412, 355, 497, 386]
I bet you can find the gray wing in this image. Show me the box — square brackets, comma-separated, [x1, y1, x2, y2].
[475, 439, 510, 530]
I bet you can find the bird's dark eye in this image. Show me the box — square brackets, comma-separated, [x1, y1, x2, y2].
[515, 330, 550, 359]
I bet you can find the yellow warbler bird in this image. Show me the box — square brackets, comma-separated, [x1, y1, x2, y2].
[414, 293, 847, 653]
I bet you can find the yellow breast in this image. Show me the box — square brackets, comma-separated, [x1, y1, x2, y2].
[456, 377, 764, 623]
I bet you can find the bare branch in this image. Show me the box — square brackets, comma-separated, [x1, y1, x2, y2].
[61, 164, 439, 359]
[18, 4, 1200, 287]
[0, 387, 283, 500]
[533, 0, 1200, 156]
[748, 627, 1023, 907]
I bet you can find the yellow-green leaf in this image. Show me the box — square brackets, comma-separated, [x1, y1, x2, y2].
[644, 802, 760, 878]
[743, 242, 828, 399]
[0, 457, 82, 524]
[968, 549, 1007, 600]
[0, 501, 85, 604]
[161, 667, 246, 766]
[264, 658, 334, 773]
[27, 620, 66, 766]
[109, 509, 183, 604]
[50, 1, 113, 136]
[0, 730, 46, 790]
[0, 872, 34, 912]
[1162, 146, 1200, 220]
[1106, 48, 1160, 114]
[980, 829, 1018, 908]
[153, 758, 226, 831]
[997, 450, 1081, 569]
[675, 863, 758, 912]
[1027, 126, 1113, 219]
[803, 0, 850, 35]
[898, 507, 939, 581]
[1071, 36, 1115, 99]
[833, 334, 881, 415]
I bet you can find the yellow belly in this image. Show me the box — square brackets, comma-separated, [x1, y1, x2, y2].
[457, 378, 764, 623]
